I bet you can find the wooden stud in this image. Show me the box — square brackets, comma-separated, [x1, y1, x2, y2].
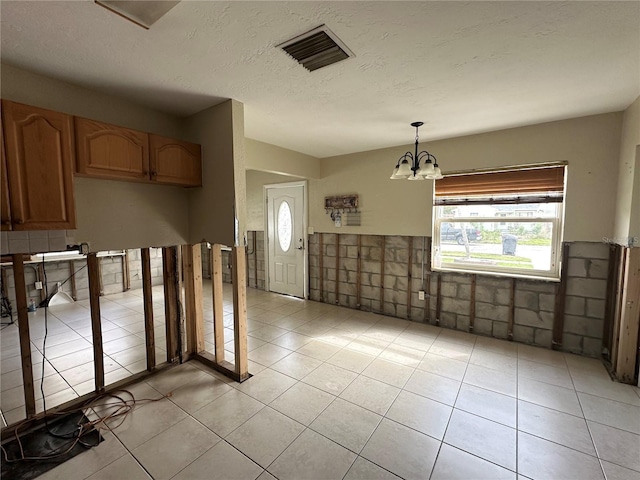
[253, 233, 258, 289]
[232, 246, 249, 381]
[141, 248, 155, 372]
[12, 254, 36, 417]
[435, 274, 442, 326]
[469, 274, 476, 333]
[319, 233, 324, 302]
[508, 278, 516, 340]
[37, 263, 46, 303]
[425, 273, 431, 323]
[0, 267, 8, 300]
[162, 246, 179, 363]
[611, 247, 628, 365]
[380, 236, 386, 314]
[552, 243, 570, 350]
[614, 247, 640, 382]
[211, 244, 226, 363]
[97, 256, 104, 296]
[407, 236, 413, 319]
[87, 253, 105, 392]
[68, 261, 77, 301]
[356, 235, 362, 308]
[183, 244, 205, 355]
[335, 234, 340, 304]
[122, 249, 131, 292]
[603, 244, 621, 359]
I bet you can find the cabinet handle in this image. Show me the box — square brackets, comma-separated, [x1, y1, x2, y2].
[16, 219, 24, 225]
[151, 171, 158, 177]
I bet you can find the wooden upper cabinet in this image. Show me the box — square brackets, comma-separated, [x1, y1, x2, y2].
[75, 117, 150, 182]
[2, 100, 76, 230]
[149, 134, 202, 187]
[1, 106, 12, 231]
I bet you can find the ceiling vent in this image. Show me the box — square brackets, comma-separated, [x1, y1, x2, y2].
[278, 25, 354, 72]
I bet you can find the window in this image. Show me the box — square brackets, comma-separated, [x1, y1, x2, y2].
[432, 165, 566, 280]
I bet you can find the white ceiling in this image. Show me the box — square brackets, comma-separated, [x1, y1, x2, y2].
[1, 1, 639, 158]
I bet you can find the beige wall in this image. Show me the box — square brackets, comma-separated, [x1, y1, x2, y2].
[614, 96, 640, 245]
[186, 100, 246, 246]
[246, 170, 295, 230]
[246, 138, 320, 179]
[310, 113, 623, 242]
[1, 64, 191, 251]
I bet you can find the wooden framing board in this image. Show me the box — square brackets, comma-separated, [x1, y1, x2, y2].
[122, 249, 131, 292]
[335, 234, 340, 304]
[469, 274, 476, 332]
[407, 236, 413, 319]
[552, 243, 570, 350]
[87, 253, 105, 392]
[141, 248, 155, 371]
[611, 247, 628, 365]
[508, 278, 516, 340]
[319, 233, 324, 302]
[162, 247, 179, 363]
[425, 274, 431, 323]
[232, 246, 249, 381]
[435, 274, 442, 326]
[12, 254, 36, 417]
[380, 236, 386, 313]
[1, 267, 8, 300]
[356, 235, 362, 308]
[182, 244, 205, 355]
[68, 261, 77, 300]
[37, 263, 46, 303]
[253, 234, 258, 289]
[97, 256, 104, 296]
[603, 244, 621, 359]
[211, 244, 225, 363]
[614, 247, 640, 382]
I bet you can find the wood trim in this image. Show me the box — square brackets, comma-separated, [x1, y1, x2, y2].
[380, 236, 386, 314]
[141, 248, 155, 372]
[319, 233, 324, 302]
[183, 244, 204, 355]
[162, 247, 179, 363]
[232, 246, 249, 381]
[435, 274, 442, 326]
[508, 278, 516, 340]
[12, 254, 36, 417]
[195, 352, 250, 383]
[335, 234, 340, 304]
[407, 236, 413, 319]
[211, 244, 226, 363]
[611, 248, 628, 365]
[469, 274, 476, 332]
[356, 235, 362, 308]
[87, 253, 105, 392]
[552, 243, 570, 350]
[614, 247, 640, 382]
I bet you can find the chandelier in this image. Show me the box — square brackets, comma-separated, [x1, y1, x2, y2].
[390, 122, 443, 180]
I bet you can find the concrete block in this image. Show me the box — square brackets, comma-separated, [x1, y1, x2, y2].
[567, 258, 588, 277]
[474, 318, 493, 336]
[341, 234, 358, 246]
[362, 235, 382, 247]
[586, 298, 605, 319]
[561, 333, 583, 354]
[517, 281, 556, 294]
[395, 277, 409, 292]
[360, 285, 379, 300]
[476, 302, 510, 322]
[362, 261, 381, 274]
[477, 277, 512, 289]
[385, 262, 407, 277]
[570, 242, 609, 260]
[564, 315, 603, 338]
[563, 296, 585, 316]
[367, 247, 382, 261]
[441, 297, 470, 314]
[513, 325, 534, 344]
[439, 312, 457, 329]
[370, 274, 381, 288]
[386, 236, 409, 249]
[346, 246, 358, 259]
[475, 286, 495, 304]
[515, 290, 539, 310]
[566, 278, 607, 299]
[391, 248, 409, 263]
[441, 282, 458, 298]
[539, 293, 555, 312]
[495, 288, 512, 306]
[534, 329, 552, 348]
[457, 284, 471, 300]
[456, 315, 470, 331]
[582, 337, 603, 357]
[343, 259, 357, 271]
[325, 245, 336, 257]
[514, 309, 554, 329]
[587, 259, 608, 279]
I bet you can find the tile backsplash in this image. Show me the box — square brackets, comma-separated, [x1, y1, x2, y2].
[1, 230, 68, 255]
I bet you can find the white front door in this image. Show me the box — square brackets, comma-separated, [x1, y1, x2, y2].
[266, 183, 305, 297]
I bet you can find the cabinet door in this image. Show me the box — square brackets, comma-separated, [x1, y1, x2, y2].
[1, 106, 11, 231]
[2, 100, 76, 230]
[75, 117, 150, 182]
[149, 134, 202, 187]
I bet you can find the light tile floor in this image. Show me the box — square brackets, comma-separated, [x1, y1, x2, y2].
[2, 282, 640, 479]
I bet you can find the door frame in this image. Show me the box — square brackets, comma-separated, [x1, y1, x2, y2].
[263, 180, 308, 299]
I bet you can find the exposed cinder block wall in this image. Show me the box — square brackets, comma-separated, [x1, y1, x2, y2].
[1, 249, 163, 312]
[309, 233, 609, 357]
[201, 231, 265, 289]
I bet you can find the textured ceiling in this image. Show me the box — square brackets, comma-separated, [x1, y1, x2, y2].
[1, 1, 639, 158]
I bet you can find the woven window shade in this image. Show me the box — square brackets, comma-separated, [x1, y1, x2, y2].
[435, 166, 565, 204]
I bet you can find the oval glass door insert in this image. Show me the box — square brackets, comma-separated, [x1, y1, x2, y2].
[277, 200, 293, 251]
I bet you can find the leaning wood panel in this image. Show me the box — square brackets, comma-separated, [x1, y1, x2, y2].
[232, 246, 249, 381]
[37, 263, 46, 303]
[319, 233, 324, 302]
[356, 235, 362, 308]
[611, 248, 628, 364]
[12, 254, 36, 417]
[407, 236, 413, 319]
[614, 247, 640, 383]
[335, 234, 340, 304]
[183, 244, 205, 354]
[162, 247, 179, 363]
[603, 244, 621, 359]
[425, 274, 431, 323]
[380, 236, 386, 313]
[211, 244, 226, 363]
[141, 248, 155, 371]
[469, 274, 476, 332]
[552, 243, 570, 350]
[87, 253, 105, 392]
[508, 278, 516, 340]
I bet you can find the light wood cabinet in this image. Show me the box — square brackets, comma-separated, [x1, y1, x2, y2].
[150, 135, 202, 187]
[75, 117, 150, 182]
[2, 100, 76, 230]
[1, 107, 12, 231]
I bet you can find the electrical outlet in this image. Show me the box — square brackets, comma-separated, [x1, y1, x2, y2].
[80, 242, 90, 255]
[35, 281, 43, 290]
[418, 290, 426, 300]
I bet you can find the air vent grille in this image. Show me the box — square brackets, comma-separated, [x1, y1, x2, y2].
[279, 25, 353, 72]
